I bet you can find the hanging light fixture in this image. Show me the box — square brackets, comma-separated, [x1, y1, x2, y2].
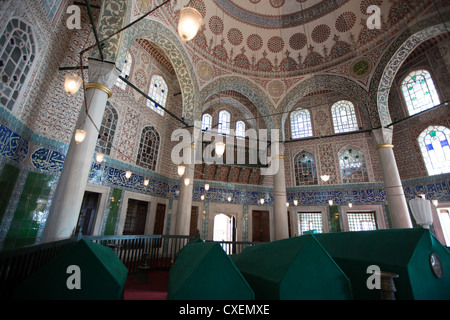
[293, 199, 298, 206]
[228, 196, 232, 202]
[177, 165, 186, 176]
[320, 174, 330, 182]
[144, 179, 149, 186]
[178, 6, 203, 43]
[286, 202, 289, 207]
[204, 183, 210, 191]
[409, 195, 433, 229]
[328, 200, 333, 206]
[260, 198, 265, 205]
[432, 199, 439, 207]
[74, 129, 87, 144]
[184, 177, 190, 186]
[215, 141, 226, 157]
[125, 171, 132, 179]
[64, 74, 82, 96]
[348, 203, 353, 208]
[96, 153, 104, 163]
[201, 194, 205, 201]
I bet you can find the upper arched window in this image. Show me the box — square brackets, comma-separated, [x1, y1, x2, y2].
[331, 100, 359, 133]
[218, 110, 231, 135]
[147, 75, 167, 116]
[236, 121, 245, 139]
[418, 126, 450, 176]
[202, 113, 212, 131]
[294, 150, 318, 185]
[339, 146, 369, 184]
[116, 52, 132, 90]
[96, 102, 118, 156]
[290, 108, 313, 139]
[401, 70, 440, 116]
[0, 18, 36, 111]
[136, 126, 160, 171]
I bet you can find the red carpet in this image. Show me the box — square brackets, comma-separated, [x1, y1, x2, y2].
[124, 270, 170, 300]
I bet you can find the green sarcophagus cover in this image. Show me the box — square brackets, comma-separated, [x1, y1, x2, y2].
[13, 239, 128, 300]
[314, 228, 450, 300]
[233, 235, 353, 300]
[167, 240, 254, 300]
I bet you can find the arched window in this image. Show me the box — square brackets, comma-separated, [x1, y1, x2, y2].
[290, 108, 313, 139]
[236, 121, 245, 139]
[136, 126, 160, 171]
[401, 70, 440, 116]
[202, 113, 212, 131]
[218, 110, 231, 135]
[0, 18, 36, 111]
[96, 102, 118, 156]
[331, 100, 359, 133]
[418, 126, 450, 176]
[339, 146, 369, 183]
[147, 75, 167, 116]
[294, 151, 318, 185]
[116, 52, 132, 90]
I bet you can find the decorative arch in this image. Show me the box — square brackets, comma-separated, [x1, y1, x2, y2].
[198, 75, 276, 130]
[116, 18, 199, 125]
[371, 13, 450, 127]
[278, 74, 369, 141]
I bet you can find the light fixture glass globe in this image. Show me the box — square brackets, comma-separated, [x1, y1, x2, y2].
[228, 196, 232, 202]
[144, 179, 149, 186]
[286, 202, 289, 207]
[96, 153, 104, 163]
[328, 200, 333, 206]
[260, 198, 265, 205]
[64, 74, 82, 96]
[215, 141, 226, 157]
[184, 177, 190, 186]
[74, 129, 87, 144]
[178, 7, 203, 43]
[204, 184, 210, 191]
[201, 195, 205, 201]
[177, 165, 186, 177]
[293, 199, 298, 206]
[320, 174, 330, 182]
[125, 171, 132, 179]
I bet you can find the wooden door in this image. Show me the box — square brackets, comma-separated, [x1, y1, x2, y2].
[252, 210, 270, 242]
[153, 203, 166, 235]
[189, 206, 199, 237]
[76, 192, 99, 236]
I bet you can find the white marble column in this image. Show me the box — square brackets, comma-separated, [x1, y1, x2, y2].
[273, 143, 289, 240]
[372, 128, 413, 229]
[174, 143, 196, 236]
[42, 59, 119, 241]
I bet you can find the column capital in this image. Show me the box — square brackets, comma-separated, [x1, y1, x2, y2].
[87, 58, 120, 93]
[372, 127, 393, 148]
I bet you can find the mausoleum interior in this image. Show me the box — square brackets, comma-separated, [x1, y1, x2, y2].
[0, 0, 450, 301]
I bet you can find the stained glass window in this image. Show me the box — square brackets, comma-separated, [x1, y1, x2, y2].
[202, 113, 212, 131]
[294, 150, 318, 185]
[290, 108, 313, 139]
[418, 126, 450, 176]
[116, 52, 132, 90]
[339, 146, 369, 183]
[331, 100, 359, 133]
[298, 213, 323, 235]
[218, 110, 231, 135]
[147, 75, 167, 116]
[236, 121, 245, 139]
[401, 70, 440, 116]
[347, 212, 377, 231]
[136, 126, 160, 171]
[96, 102, 118, 156]
[0, 18, 36, 111]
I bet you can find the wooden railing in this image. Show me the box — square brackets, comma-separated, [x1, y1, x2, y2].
[0, 235, 261, 298]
